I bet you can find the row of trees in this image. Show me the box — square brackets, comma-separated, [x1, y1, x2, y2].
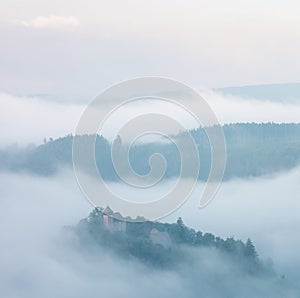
[1, 123, 299, 179]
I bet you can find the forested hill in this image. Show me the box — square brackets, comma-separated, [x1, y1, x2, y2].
[1, 123, 300, 180]
[72, 207, 272, 274]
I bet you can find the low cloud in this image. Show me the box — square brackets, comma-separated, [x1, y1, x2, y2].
[0, 169, 299, 297]
[1, 90, 300, 147]
[200, 90, 300, 124]
[165, 167, 300, 283]
[0, 92, 82, 146]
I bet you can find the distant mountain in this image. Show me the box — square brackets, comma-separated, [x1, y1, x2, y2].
[216, 83, 300, 102]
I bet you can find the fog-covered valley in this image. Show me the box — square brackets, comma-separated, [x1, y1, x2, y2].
[0, 166, 299, 297]
[2, 1, 300, 296]
[1, 87, 300, 297]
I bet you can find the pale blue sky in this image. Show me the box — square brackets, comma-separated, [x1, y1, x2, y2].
[0, 0, 299, 101]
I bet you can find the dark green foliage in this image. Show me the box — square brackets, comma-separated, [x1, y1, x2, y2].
[1, 123, 299, 179]
[244, 238, 258, 259]
[73, 209, 272, 276]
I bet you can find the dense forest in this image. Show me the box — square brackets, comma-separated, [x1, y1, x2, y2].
[71, 207, 274, 275]
[1, 123, 300, 180]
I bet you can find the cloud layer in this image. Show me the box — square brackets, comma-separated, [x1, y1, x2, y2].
[0, 169, 300, 297]
[1, 90, 300, 146]
[14, 15, 79, 29]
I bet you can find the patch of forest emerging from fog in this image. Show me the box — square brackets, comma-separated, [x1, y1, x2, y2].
[70, 207, 274, 274]
[1, 123, 300, 180]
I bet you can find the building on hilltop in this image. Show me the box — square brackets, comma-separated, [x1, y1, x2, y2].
[102, 206, 126, 232]
[150, 228, 172, 249]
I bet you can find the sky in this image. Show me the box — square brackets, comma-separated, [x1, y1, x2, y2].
[0, 0, 300, 101]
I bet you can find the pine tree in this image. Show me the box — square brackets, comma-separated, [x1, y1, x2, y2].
[244, 238, 258, 259]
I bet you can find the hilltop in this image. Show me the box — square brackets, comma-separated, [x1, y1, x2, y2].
[71, 207, 274, 276]
[1, 123, 300, 179]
